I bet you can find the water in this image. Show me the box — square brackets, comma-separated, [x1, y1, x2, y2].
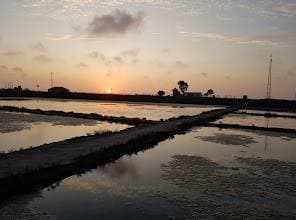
[243, 109, 296, 116]
[3, 127, 294, 219]
[0, 98, 221, 120]
[0, 111, 130, 152]
[215, 113, 296, 129]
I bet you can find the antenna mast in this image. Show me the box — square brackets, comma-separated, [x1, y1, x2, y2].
[266, 54, 272, 99]
[50, 72, 53, 88]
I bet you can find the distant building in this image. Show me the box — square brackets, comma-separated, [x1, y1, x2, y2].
[48, 87, 70, 96]
[185, 92, 203, 97]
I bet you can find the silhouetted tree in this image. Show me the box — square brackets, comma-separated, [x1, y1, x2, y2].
[204, 89, 215, 98]
[157, 90, 165, 96]
[177, 80, 188, 94]
[207, 89, 214, 95]
[172, 88, 181, 96]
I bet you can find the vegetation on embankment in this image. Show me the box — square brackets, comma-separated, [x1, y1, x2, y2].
[0, 105, 155, 125]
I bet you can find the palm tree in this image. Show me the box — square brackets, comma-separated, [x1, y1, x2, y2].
[177, 80, 188, 94]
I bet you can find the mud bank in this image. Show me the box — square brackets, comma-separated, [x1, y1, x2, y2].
[0, 105, 155, 125]
[0, 106, 239, 198]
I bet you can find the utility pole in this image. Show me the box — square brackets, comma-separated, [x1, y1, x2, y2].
[266, 54, 272, 99]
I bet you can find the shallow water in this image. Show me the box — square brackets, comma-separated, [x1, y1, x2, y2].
[0, 111, 130, 152]
[243, 109, 296, 116]
[215, 113, 296, 129]
[0, 98, 221, 120]
[3, 127, 294, 219]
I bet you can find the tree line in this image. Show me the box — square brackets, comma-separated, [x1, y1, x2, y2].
[158, 81, 215, 97]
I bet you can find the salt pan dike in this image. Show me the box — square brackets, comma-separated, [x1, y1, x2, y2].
[0, 106, 239, 197]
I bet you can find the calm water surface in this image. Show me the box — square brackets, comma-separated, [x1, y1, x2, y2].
[0, 111, 129, 152]
[0, 98, 221, 120]
[215, 113, 296, 129]
[22, 127, 296, 219]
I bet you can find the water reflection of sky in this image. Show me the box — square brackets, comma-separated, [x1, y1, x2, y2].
[26, 127, 296, 219]
[0, 98, 222, 120]
[0, 111, 130, 152]
[215, 113, 296, 129]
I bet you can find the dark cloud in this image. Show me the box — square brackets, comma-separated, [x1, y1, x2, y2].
[174, 61, 188, 69]
[31, 43, 48, 53]
[113, 56, 124, 63]
[88, 51, 109, 63]
[34, 54, 52, 63]
[87, 10, 144, 37]
[77, 62, 89, 68]
[201, 72, 208, 78]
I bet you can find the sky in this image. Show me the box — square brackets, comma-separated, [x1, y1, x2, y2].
[0, 0, 295, 99]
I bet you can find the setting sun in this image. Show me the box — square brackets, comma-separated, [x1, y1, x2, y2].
[106, 88, 113, 94]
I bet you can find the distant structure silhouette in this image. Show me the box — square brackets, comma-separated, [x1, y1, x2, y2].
[48, 87, 70, 96]
[50, 72, 54, 88]
[266, 54, 272, 99]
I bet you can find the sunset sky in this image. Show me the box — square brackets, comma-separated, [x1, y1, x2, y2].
[0, 0, 295, 99]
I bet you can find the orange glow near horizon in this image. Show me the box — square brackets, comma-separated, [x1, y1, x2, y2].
[106, 88, 113, 94]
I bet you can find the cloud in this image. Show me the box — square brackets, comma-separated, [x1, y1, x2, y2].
[162, 48, 170, 54]
[0, 66, 27, 79]
[34, 54, 52, 63]
[0, 65, 7, 70]
[113, 56, 124, 63]
[121, 48, 140, 58]
[87, 10, 144, 37]
[77, 62, 89, 68]
[1, 50, 22, 57]
[11, 67, 25, 75]
[88, 51, 111, 65]
[201, 72, 208, 78]
[274, 2, 296, 16]
[174, 61, 188, 69]
[21, 0, 296, 22]
[88, 51, 99, 59]
[178, 31, 295, 47]
[287, 70, 296, 78]
[120, 48, 140, 63]
[225, 75, 231, 80]
[31, 43, 48, 53]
